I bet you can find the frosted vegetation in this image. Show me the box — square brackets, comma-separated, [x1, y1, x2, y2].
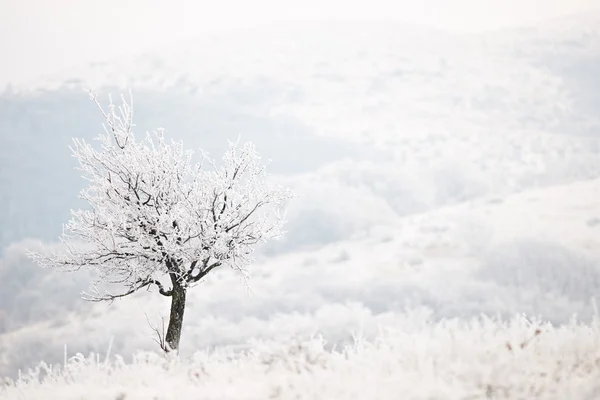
[1, 13, 600, 399]
[28, 92, 293, 351]
[4, 315, 600, 399]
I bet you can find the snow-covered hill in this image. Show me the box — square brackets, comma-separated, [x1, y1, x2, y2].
[9, 14, 600, 141]
[2, 13, 600, 248]
[3, 176, 600, 380]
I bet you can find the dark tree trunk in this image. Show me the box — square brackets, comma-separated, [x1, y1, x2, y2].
[165, 280, 187, 352]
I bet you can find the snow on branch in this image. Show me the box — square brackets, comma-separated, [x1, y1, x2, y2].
[28, 92, 295, 301]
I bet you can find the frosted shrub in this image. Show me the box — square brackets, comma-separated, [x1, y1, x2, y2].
[28, 92, 294, 351]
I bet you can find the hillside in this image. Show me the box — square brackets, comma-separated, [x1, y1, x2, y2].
[2, 176, 600, 379]
[2, 15, 600, 249]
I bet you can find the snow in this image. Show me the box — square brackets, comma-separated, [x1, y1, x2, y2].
[4, 177, 600, 399]
[4, 315, 600, 399]
[1, 10, 600, 399]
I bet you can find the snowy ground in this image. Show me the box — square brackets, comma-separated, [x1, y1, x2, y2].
[4, 315, 600, 399]
[3, 176, 600, 399]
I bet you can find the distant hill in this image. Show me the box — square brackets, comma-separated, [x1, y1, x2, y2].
[2, 15, 599, 250]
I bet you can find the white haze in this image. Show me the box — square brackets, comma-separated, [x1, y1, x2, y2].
[1, 0, 599, 86]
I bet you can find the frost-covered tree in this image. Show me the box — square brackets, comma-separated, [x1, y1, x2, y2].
[29, 93, 294, 351]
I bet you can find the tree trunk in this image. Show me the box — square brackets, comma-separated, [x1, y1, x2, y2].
[165, 280, 187, 352]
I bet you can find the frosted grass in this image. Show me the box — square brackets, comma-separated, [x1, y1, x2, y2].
[4, 313, 600, 399]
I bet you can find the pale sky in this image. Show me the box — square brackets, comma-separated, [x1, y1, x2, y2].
[0, 0, 599, 86]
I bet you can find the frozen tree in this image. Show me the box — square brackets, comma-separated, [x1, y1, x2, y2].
[29, 93, 294, 351]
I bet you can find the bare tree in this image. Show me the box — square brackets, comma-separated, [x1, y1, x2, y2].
[29, 92, 294, 352]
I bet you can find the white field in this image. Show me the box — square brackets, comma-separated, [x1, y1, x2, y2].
[3, 177, 600, 399]
[4, 315, 600, 400]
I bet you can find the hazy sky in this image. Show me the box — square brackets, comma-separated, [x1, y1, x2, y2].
[0, 0, 599, 86]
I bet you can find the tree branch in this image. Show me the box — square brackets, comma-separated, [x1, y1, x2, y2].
[225, 201, 263, 233]
[84, 277, 172, 302]
[84, 280, 150, 302]
[149, 279, 173, 296]
[187, 260, 222, 283]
